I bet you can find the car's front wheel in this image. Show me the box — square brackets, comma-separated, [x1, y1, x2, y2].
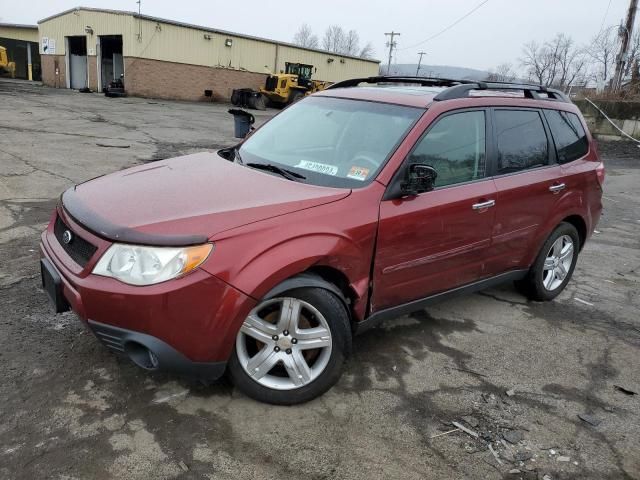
[228, 287, 351, 405]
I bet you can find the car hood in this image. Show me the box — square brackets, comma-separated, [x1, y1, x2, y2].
[62, 152, 350, 245]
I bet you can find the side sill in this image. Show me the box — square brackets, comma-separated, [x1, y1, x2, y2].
[356, 269, 528, 335]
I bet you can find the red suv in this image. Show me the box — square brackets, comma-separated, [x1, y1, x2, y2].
[40, 77, 604, 404]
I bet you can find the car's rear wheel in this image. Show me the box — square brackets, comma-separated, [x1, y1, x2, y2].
[228, 288, 351, 405]
[516, 222, 579, 301]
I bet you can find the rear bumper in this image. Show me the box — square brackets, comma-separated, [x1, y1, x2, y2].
[89, 320, 226, 381]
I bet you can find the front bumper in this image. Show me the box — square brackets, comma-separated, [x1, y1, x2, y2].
[89, 320, 226, 380]
[40, 213, 257, 378]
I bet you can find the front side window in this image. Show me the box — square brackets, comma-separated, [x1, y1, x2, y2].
[495, 109, 549, 173]
[408, 110, 486, 188]
[544, 110, 589, 164]
[239, 97, 423, 188]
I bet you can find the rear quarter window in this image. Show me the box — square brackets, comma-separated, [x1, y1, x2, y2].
[544, 110, 589, 164]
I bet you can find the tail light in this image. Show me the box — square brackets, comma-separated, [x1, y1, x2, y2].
[596, 162, 605, 187]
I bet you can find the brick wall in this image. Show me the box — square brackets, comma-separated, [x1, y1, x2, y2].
[41, 55, 66, 88]
[124, 57, 268, 102]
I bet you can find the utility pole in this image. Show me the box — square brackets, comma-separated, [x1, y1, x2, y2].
[612, 0, 638, 91]
[416, 51, 426, 76]
[384, 31, 400, 75]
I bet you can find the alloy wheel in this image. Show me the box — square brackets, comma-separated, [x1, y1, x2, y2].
[235, 297, 333, 390]
[542, 234, 574, 291]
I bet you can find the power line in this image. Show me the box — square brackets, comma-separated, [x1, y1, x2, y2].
[598, 0, 614, 35]
[398, 0, 490, 51]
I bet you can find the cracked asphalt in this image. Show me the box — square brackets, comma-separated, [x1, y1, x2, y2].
[1, 79, 639, 480]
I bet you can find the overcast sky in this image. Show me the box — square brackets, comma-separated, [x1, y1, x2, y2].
[2, 0, 631, 72]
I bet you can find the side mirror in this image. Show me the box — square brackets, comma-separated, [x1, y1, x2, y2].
[401, 164, 437, 196]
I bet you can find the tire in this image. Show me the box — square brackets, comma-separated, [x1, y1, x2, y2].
[228, 287, 351, 405]
[288, 90, 305, 104]
[515, 222, 580, 301]
[253, 94, 266, 111]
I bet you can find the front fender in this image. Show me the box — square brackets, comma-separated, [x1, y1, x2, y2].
[213, 231, 371, 301]
[202, 184, 383, 325]
[203, 226, 376, 324]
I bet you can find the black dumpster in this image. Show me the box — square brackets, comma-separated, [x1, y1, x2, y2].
[228, 109, 255, 138]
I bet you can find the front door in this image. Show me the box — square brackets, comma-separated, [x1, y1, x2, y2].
[372, 109, 497, 311]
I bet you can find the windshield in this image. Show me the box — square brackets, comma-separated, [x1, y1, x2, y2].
[239, 96, 424, 188]
[287, 63, 313, 79]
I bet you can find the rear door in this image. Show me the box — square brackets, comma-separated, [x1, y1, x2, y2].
[487, 108, 562, 273]
[372, 109, 497, 311]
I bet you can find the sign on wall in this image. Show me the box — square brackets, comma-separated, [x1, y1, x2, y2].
[41, 37, 56, 55]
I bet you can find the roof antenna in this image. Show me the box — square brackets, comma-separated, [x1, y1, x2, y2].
[136, 0, 141, 15]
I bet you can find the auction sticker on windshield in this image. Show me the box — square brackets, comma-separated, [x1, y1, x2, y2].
[295, 160, 338, 176]
[347, 166, 370, 181]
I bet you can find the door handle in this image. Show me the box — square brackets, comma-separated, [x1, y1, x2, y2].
[549, 183, 566, 193]
[472, 199, 496, 210]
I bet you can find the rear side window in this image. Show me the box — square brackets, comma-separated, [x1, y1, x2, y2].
[409, 110, 486, 187]
[544, 110, 589, 163]
[495, 110, 549, 173]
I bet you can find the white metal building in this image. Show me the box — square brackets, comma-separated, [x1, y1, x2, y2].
[37, 7, 380, 101]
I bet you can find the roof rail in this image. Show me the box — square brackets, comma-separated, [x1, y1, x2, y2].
[327, 75, 571, 103]
[433, 82, 570, 102]
[326, 75, 476, 90]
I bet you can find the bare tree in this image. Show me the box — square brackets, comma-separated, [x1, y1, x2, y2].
[586, 29, 618, 83]
[322, 25, 346, 53]
[359, 42, 374, 59]
[292, 24, 319, 49]
[521, 41, 554, 85]
[520, 34, 587, 89]
[342, 30, 360, 56]
[294, 24, 375, 59]
[486, 63, 516, 82]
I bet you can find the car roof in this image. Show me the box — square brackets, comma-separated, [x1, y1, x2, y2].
[314, 78, 573, 110]
[314, 86, 440, 108]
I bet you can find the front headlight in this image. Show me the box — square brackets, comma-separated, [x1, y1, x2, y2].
[93, 243, 213, 286]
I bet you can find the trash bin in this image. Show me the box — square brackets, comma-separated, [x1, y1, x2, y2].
[228, 109, 255, 138]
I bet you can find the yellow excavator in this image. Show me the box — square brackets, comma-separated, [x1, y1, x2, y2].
[231, 62, 330, 110]
[0, 46, 16, 78]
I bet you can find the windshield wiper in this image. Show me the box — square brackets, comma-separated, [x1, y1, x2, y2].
[246, 162, 306, 181]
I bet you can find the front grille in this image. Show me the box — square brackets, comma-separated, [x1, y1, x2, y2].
[265, 75, 277, 91]
[54, 215, 98, 267]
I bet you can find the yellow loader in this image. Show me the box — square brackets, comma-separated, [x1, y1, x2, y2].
[0, 46, 16, 78]
[231, 62, 329, 110]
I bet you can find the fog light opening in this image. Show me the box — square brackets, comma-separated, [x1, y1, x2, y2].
[125, 342, 160, 370]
